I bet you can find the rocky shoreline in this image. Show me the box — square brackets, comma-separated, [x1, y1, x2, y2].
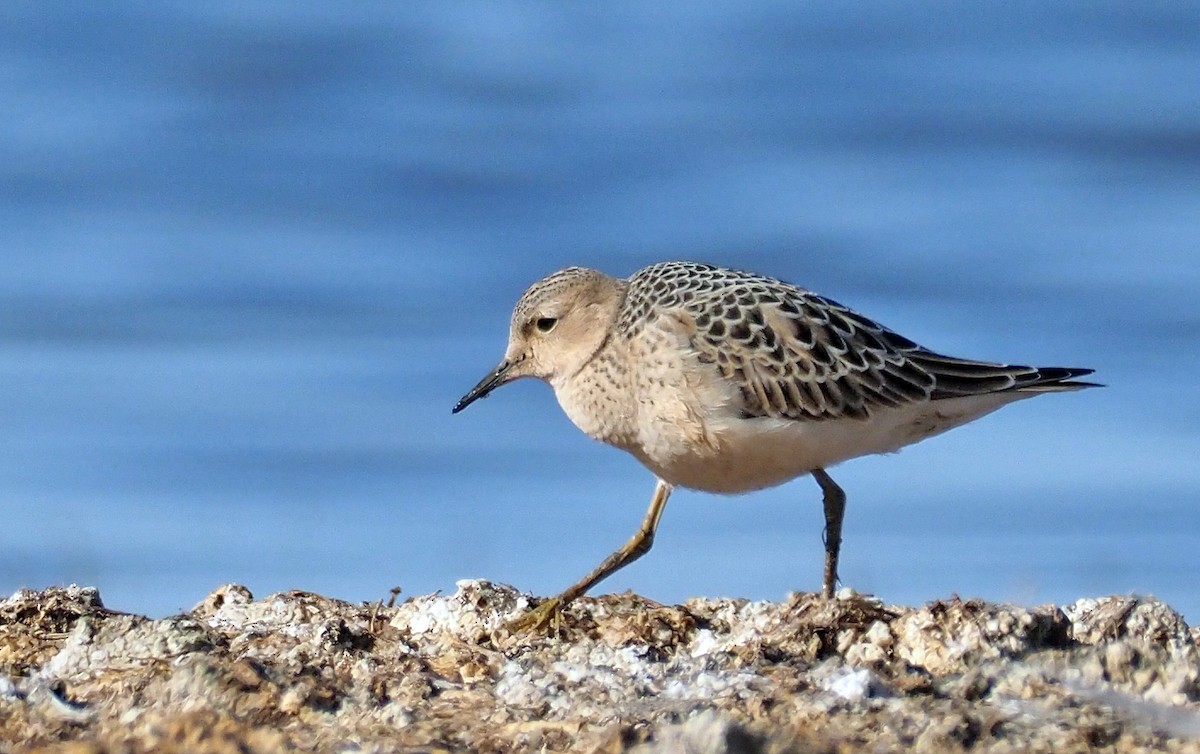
[1, 581, 1197, 753]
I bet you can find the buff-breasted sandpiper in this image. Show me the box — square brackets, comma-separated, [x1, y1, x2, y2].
[453, 261, 1098, 630]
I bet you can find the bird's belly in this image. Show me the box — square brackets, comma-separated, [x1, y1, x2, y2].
[638, 394, 1019, 494]
[639, 417, 837, 493]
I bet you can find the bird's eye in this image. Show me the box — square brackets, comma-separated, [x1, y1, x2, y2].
[535, 317, 558, 334]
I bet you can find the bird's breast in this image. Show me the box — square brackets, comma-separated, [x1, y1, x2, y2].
[551, 353, 640, 449]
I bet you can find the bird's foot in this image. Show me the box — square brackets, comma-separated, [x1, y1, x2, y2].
[505, 595, 566, 633]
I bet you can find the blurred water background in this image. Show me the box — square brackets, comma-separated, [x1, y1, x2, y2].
[2, 2, 1197, 620]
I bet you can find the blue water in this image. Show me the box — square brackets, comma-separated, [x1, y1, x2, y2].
[2, 2, 1198, 620]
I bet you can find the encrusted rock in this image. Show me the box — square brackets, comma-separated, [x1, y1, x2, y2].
[0, 582, 1197, 752]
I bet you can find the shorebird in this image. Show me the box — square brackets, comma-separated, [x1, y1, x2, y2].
[453, 261, 1097, 630]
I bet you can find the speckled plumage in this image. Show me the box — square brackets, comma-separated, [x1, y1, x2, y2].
[454, 260, 1098, 614]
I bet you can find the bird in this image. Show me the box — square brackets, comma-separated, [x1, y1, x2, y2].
[453, 261, 1098, 630]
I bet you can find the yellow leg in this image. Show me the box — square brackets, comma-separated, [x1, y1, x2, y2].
[507, 479, 674, 632]
[812, 468, 845, 599]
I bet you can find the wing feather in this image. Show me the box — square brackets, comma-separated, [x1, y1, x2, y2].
[622, 262, 1097, 423]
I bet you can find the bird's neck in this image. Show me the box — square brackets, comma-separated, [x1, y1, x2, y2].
[551, 340, 638, 450]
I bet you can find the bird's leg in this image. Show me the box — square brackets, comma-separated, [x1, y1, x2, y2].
[507, 479, 674, 632]
[812, 468, 845, 599]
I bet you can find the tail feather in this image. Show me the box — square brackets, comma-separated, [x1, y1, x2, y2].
[911, 353, 1101, 399]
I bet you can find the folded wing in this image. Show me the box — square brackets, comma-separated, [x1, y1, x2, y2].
[684, 286, 1096, 422]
